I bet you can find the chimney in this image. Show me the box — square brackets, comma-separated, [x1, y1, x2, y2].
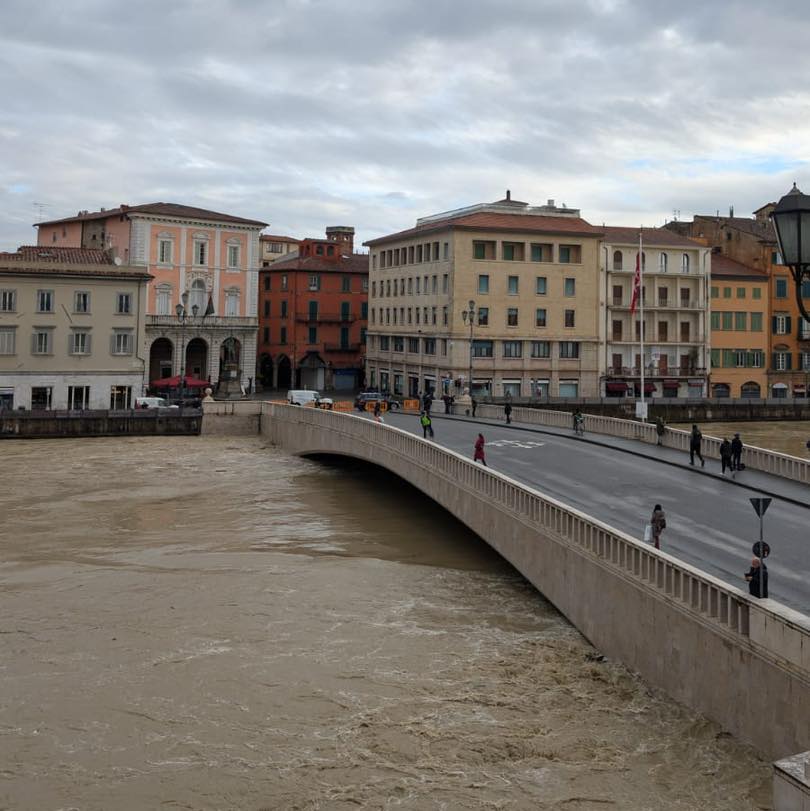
[505, 189, 511, 201]
[547, 199, 555, 207]
[325, 226, 354, 254]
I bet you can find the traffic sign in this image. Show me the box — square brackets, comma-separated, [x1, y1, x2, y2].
[752, 541, 771, 559]
[749, 497, 772, 517]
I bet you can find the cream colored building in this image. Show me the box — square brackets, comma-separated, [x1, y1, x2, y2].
[601, 227, 710, 399]
[0, 248, 150, 410]
[364, 193, 604, 398]
[260, 233, 300, 266]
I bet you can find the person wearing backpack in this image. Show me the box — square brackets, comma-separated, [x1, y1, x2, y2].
[420, 411, 434, 439]
[650, 504, 666, 550]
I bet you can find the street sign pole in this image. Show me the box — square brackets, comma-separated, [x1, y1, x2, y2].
[749, 498, 772, 598]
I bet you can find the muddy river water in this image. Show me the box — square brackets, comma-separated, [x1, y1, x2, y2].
[0, 436, 771, 810]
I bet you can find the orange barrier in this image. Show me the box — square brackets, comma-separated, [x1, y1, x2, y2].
[402, 399, 420, 413]
[332, 400, 353, 412]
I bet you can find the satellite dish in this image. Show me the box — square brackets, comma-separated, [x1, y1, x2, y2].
[114, 257, 122, 266]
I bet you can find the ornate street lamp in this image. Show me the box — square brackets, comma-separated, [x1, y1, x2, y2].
[175, 295, 199, 403]
[461, 299, 476, 396]
[770, 183, 810, 324]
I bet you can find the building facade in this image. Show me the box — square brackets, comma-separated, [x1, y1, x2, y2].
[601, 227, 710, 399]
[257, 226, 368, 391]
[364, 194, 604, 399]
[708, 255, 769, 398]
[260, 234, 301, 266]
[0, 247, 150, 410]
[36, 203, 267, 394]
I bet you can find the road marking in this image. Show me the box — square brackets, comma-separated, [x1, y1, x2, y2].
[487, 439, 545, 449]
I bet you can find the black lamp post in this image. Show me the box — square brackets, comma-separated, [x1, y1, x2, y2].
[176, 294, 199, 403]
[461, 299, 476, 396]
[770, 183, 810, 324]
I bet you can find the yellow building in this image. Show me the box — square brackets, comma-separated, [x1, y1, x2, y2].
[709, 255, 769, 398]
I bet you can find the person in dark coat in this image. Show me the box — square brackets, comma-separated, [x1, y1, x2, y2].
[471, 396, 478, 418]
[689, 424, 705, 467]
[655, 416, 665, 446]
[650, 504, 666, 550]
[442, 394, 451, 414]
[423, 392, 433, 415]
[719, 438, 733, 475]
[473, 433, 487, 466]
[745, 557, 768, 598]
[731, 433, 744, 471]
[504, 402, 512, 424]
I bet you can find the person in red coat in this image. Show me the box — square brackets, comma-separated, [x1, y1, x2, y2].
[473, 433, 487, 466]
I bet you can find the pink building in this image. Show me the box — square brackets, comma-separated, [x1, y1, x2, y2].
[36, 203, 267, 393]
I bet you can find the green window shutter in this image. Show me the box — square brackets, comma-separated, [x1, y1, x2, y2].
[786, 352, 792, 370]
[786, 316, 792, 334]
[710, 312, 720, 329]
[722, 349, 735, 367]
[710, 349, 721, 367]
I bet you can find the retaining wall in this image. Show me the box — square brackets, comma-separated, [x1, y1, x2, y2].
[0, 409, 201, 438]
[201, 400, 262, 436]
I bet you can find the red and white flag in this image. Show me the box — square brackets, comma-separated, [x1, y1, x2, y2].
[630, 248, 642, 315]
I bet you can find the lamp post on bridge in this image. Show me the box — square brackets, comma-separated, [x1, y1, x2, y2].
[771, 184, 810, 326]
[461, 299, 476, 397]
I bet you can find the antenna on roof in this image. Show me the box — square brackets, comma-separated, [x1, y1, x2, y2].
[33, 202, 50, 221]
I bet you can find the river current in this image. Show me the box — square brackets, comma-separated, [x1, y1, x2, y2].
[0, 436, 770, 809]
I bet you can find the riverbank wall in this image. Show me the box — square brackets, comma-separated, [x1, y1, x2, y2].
[201, 401, 262, 435]
[0, 409, 201, 438]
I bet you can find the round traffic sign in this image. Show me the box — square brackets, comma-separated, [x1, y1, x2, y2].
[752, 541, 771, 559]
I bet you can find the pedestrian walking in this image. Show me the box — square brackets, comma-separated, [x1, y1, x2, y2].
[731, 432, 744, 471]
[420, 411, 434, 439]
[442, 394, 452, 414]
[655, 416, 665, 446]
[744, 557, 769, 598]
[572, 408, 584, 436]
[650, 503, 666, 550]
[504, 402, 512, 425]
[689, 424, 705, 467]
[473, 433, 487, 466]
[471, 396, 478, 418]
[719, 437, 733, 475]
[373, 400, 383, 423]
[423, 392, 433, 415]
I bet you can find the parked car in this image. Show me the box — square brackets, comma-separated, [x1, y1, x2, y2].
[354, 392, 401, 412]
[135, 396, 179, 409]
[287, 390, 334, 408]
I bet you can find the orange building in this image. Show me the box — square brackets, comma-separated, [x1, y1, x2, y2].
[257, 226, 368, 391]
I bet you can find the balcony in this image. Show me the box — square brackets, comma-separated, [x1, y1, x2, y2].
[324, 343, 362, 353]
[147, 315, 257, 329]
[610, 335, 705, 345]
[295, 311, 357, 323]
[607, 366, 707, 378]
[610, 299, 702, 310]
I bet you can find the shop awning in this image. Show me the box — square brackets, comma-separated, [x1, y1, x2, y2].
[662, 379, 680, 389]
[605, 381, 630, 392]
[794, 384, 807, 394]
[773, 382, 789, 390]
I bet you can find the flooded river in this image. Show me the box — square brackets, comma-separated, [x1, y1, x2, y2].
[0, 437, 771, 809]
[672, 420, 810, 458]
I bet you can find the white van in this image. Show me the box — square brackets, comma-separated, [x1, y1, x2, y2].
[135, 396, 179, 409]
[286, 390, 333, 408]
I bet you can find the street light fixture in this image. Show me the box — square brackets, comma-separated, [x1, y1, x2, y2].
[461, 299, 476, 397]
[175, 294, 199, 404]
[770, 183, 810, 324]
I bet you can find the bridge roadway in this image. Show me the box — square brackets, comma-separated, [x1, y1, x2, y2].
[372, 410, 810, 614]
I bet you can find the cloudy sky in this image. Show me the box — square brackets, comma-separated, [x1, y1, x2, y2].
[1, 0, 808, 251]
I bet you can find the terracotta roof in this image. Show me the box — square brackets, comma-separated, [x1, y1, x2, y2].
[260, 234, 301, 243]
[365, 212, 603, 246]
[0, 259, 152, 280]
[0, 245, 116, 264]
[267, 252, 369, 273]
[35, 202, 267, 228]
[710, 255, 769, 278]
[601, 226, 703, 248]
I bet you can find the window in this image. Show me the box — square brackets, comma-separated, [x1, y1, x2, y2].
[564, 309, 575, 328]
[281, 275, 288, 291]
[360, 327, 367, 344]
[736, 287, 746, 298]
[362, 278, 368, 292]
[156, 286, 171, 315]
[308, 274, 321, 291]
[507, 307, 518, 326]
[116, 293, 132, 314]
[473, 240, 495, 260]
[734, 349, 748, 368]
[158, 239, 173, 264]
[432, 275, 437, 293]
[478, 275, 490, 294]
[433, 242, 440, 261]
[342, 276, 351, 292]
[536, 277, 547, 295]
[193, 239, 207, 265]
[559, 380, 579, 397]
[225, 290, 239, 317]
[67, 385, 90, 410]
[424, 338, 436, 355]
[31, 386, 53, 409]
[431, 306, 437, 325]
[502, 340, 522, 358]
[442, 274, 448, 293]
[442, 305, 448, 325]
[408, 337, 419, 353]
[472, 340, 493, 358]
[361, 302, 368, 319]
[70, 330, 91, 355]
[37, 289, 54, 312]
[443, 242, 449, 260]
[775, 278, 788, 298]
[659, 253, 668, 272]
[774, 351, 791, 371]
[269, 242, 283, 254]
[264, 300, 270, 317]
[379, 336, 390, 351]
[710, 312, 720, 330]
[415, 278, 420, 295]
[613, 250, 623, 270]
[559, 245, 581, 263]
[0, 289, 15, 312]
[408, 246, 415, 264]
[734, 312, 747, 331]
[531, 243, 553, 262]
[774, 314, 789, 335]
[559, 341, 580, 358]
[751, 312, 763, 331]
[502, 242, 524, 261]
[393, 336, 404, 352]
[263, 327, 269, 343]
[340, 301, 351, 321]
[531, 340, 550, 358]
[710, 286, 718, 298]
[189, 280, 206, 314]
[0, 327, 16, 355]
[280, 326, 287, 344]
[681, 254, 690, 273]
[564, 278, 576, 296]
[752, 287, 761, 299]
[308, 326, 318, 344]
[723, 287, 732, 298]
[280, 300, 288, 318]
[507, 276, 519, 295]
[32, 330, 52, 354]
[110, 386, 132, 409]
[477, 307, 489, 326]
[227, 244, 240, 268]
[722, 312, 733, 330]
[112, 330, 133, 355]
[72, 291, 90, 313]
[710, 348, 721, 368]
[535, 308, 546, 327]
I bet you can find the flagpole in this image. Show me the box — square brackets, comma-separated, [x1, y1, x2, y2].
[639, 227, 645, 421]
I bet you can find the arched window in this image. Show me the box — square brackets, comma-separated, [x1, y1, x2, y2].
[712, 383, 731, 398]
[613, 250, 623, 270]
[189, 279, 206, 314]
[681, 253, 690, 273]
[740, 381, 761, 399]
[659, 253, 667, 272]
[635, 252, 646, 270]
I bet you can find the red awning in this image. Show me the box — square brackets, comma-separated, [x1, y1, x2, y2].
[150, 374, 210, 389]
[662, 379, 680, 389]
[606, 382, 630, 392]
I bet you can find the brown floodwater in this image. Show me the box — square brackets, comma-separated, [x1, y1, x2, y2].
[0, 436, 771, 810]
[672, 420, 810, 458]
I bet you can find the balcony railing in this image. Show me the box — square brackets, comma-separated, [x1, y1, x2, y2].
[610, 299, 702, 310]
[295, 311, 357, 323]
[611, 335, 705, 344]
[146, 315, 257, 328]
[606, 366, 707, 378]
[323, 343, 362, 353]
